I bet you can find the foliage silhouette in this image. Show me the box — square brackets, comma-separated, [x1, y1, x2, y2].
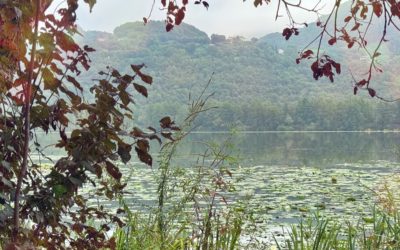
[0, 1, 175, 248]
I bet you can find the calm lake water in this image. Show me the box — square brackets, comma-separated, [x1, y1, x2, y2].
[120, 132, 400, 239]
[176, 131, 400, 166]
[35, 132, 400, 241]
[37, 131, 400, 165]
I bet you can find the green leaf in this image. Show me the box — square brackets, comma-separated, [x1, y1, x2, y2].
[38, 33, 55, 51]
[53, 184, 67, 198]
[362, 217, 374, 224]
[42, 68, 58, 91]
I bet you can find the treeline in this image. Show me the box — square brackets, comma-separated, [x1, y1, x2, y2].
[138, 97, 400, 131]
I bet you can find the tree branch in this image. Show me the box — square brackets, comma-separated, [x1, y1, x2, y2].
[13, 0, 41, 240]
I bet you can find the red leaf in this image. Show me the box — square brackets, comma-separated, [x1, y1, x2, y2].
[160, 116, 173, 128]
[301, 49, 313, 59]
[130, 64, 144, 72]
[168, 1, 175, 12]
[50, 63, 63, 75]
[130, 64, 153, 84]
[175, 8, 185, 25]
[332, 62, 341, 74]
[105, 161, 122, 180]
[282, 28, 292, 40]
[161, 0, 166, 7]
[183, 0, 188, 4]
[360, 6, 368, 19]
[357, 79, 367, 87]
[166, 23, 174, 32]
[368, 88, 376, 97]
[133, 83, 148, 97]
[372, 2, 382, 17]
[344, 16, 352, 22]
[328, 37, 336, 45]
[311, 61, 319, 72]
[135, 147, 152, 166]
[351, 22, 360, 31]
[137, 139, 150, 152]
[140, 73, 153, 85]
[111, 69, 121, 77]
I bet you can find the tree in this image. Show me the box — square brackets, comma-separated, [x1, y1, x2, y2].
[0, 1, 180, 248]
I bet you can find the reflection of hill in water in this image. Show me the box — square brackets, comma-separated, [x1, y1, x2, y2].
[173, 132, 400, 167]
[33, 132, 400, 167]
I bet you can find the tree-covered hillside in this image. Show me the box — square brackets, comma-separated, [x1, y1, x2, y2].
[77, 20, 400, 131]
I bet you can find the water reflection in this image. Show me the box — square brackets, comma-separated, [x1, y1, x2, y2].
[175, 132, 400, 167]
[35, 131, 400, 167]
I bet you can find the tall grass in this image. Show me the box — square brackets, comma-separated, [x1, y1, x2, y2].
[115, 82, 256, 249]
[277, 198, 400, 250]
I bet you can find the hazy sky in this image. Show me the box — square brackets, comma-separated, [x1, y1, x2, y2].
[71, 0, 335, 38]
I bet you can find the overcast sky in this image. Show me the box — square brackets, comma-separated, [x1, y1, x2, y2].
[71, 0, 335, 38]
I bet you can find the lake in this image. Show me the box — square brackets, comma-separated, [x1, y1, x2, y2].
[176, 131, 400, 166]
[34, 131, 400, 242]
[118, 132, 400, 241]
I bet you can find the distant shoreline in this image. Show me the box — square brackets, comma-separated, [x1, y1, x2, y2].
[190, 130, 400, 134]
[34, 130, 400, 134]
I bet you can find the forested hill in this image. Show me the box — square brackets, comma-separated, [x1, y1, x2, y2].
[76, 21, 400, 131]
